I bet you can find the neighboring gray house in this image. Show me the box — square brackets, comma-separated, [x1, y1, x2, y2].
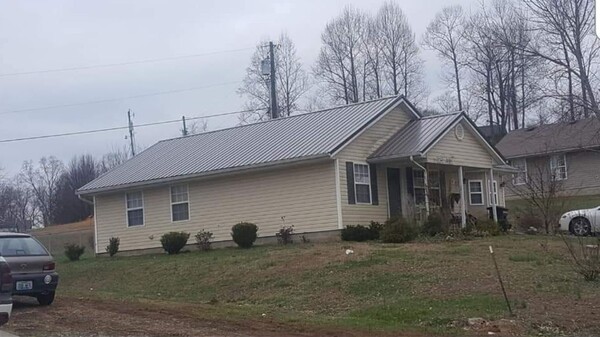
[496, 118, 600, 198]
[78, 96, 512, 254]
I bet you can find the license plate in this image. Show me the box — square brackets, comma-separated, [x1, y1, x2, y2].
[16, 281, 33, 291]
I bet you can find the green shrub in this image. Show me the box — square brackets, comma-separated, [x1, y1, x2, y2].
[160, 231, 190, 254]
[231, 222, 258, 248]
[64, 243, 85, 261]
[422, 213, 447, 237]
[105, 237, 120, 257]
[276, 226, 294, 245]
[469, 218, 501, 236]
[341, 225, 372, 242]
[341, 221, 383, 242]
[195, 230, 214, 251]
[368, 221, 383, 239]
[380, 217, 419, 243]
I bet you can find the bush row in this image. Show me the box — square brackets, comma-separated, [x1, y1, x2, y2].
[341, 213, 505, 243]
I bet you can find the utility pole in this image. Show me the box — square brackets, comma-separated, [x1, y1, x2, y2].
[268, 41, 278, 119]
[182, 116, 188, 136]
[127, 109, 136, 157]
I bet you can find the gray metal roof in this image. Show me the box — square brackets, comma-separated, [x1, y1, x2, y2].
[368, 113, 462, 161]
[79, 96, 405, 194]
[496, 117, 600, 158]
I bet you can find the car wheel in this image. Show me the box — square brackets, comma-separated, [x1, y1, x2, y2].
[571, 217, 591, 236]
[36, 291, 55, 306]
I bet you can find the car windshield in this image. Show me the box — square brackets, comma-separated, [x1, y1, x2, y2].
[0, 237, 48, 257]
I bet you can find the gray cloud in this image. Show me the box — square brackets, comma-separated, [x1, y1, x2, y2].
[0, 0, 476, 175]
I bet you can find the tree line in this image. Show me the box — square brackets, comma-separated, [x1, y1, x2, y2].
[239, 0, 599, 130]
[0, 148, 130, 231]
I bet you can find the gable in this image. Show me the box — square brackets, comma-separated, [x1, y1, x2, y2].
[333, 104, 415, 160]
[425, 120, 496, 168]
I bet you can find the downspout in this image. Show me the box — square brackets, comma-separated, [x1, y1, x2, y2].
[409, 155, 429, 219]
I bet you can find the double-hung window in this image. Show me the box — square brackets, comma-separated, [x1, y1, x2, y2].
[512, 158, 527, 185]
[468, 180, 484, 205]
[413, 169, 426, 205]
[171, 185, 190, 222]
[126, 192, 144, 227]
[550, 154, 567, 180]
[353, 163, 371, 204]
[428, 170, 441, 207]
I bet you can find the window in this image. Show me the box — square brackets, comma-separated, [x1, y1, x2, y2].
[429, 170, 442, 207]
[468, 180, 484, 205]
[0, 237, 48, 256]
[512, 158, 527, 185]
[412, 169, 441, 206]
[550, 154, 567, 180]
[488, 180, 498, 206]
[126, 192, 144, 227]
[353, 163, 371, 204]
[413, 169, 426, 205]
[171, 185, 190, 221]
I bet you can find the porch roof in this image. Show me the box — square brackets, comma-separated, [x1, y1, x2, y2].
[368, 113, 462, 161]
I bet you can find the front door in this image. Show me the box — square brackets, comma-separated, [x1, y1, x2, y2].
[387, 168, 402, 217]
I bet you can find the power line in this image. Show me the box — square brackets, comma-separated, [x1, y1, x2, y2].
[0, 47, 255, 78]
[0, 108, 262, 144]
[0, 80, 241, 115]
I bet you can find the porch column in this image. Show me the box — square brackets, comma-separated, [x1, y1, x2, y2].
[458, 166, 466, 228]
[490, 168, 498, 223]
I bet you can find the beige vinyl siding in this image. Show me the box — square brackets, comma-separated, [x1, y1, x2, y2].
[505, 150, 600, 199]
[94, 161, 338, 253]
[336, 105, 413, 225]
[426, 121, 494, 168]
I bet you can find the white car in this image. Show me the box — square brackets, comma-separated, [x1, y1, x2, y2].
[559, 206, 600, 236]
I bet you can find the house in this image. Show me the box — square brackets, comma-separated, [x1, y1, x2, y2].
[496, 118, 600, 199]
[78, 96, 513, 254]
[477, 124, 507, 145]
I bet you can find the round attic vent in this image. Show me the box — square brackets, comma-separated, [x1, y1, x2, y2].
[455, 124, 465, 140]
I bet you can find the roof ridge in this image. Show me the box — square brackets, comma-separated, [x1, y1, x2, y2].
[419, 112, 461, 120]
[158, 95, 401, 144]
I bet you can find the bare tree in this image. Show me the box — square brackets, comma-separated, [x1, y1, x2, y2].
[314, 6, 368, 104]
[376, 1, 426, 104]
[0, 179, 36, 232]
[524, 0, 599, 118]
[422, 5, 467, 111]
[99, 146, 130, 173]
[507, 154, 567, 234]
[54, 155, 99, 225]
[180, 119, 208, 136]
[20, 157, 64, 226]
[238, 33, 309, 124]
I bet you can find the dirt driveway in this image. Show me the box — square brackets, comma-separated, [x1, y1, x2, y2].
[3, 296, 426, 337]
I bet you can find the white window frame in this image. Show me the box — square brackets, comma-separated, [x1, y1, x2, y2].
[353, 163, 372, 204]
[413, 169, 426, 206]
[488, 180, 498, 206]
[468, 180, 484, 206]
[550, 154, 568, 181]
[170, 185, 190, 222]
[512, 158, 527, 185]
[125, 191, 144, 227]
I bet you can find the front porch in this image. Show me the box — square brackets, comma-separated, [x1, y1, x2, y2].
[373, 159, 508, 227]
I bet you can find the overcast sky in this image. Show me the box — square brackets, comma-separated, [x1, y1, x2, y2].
[0, 0, 478, 175]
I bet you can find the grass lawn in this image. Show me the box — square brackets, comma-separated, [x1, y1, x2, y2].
[56, 235, 600, 336]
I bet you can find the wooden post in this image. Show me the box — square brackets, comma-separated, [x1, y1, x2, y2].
[489, 245, 513, 315]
